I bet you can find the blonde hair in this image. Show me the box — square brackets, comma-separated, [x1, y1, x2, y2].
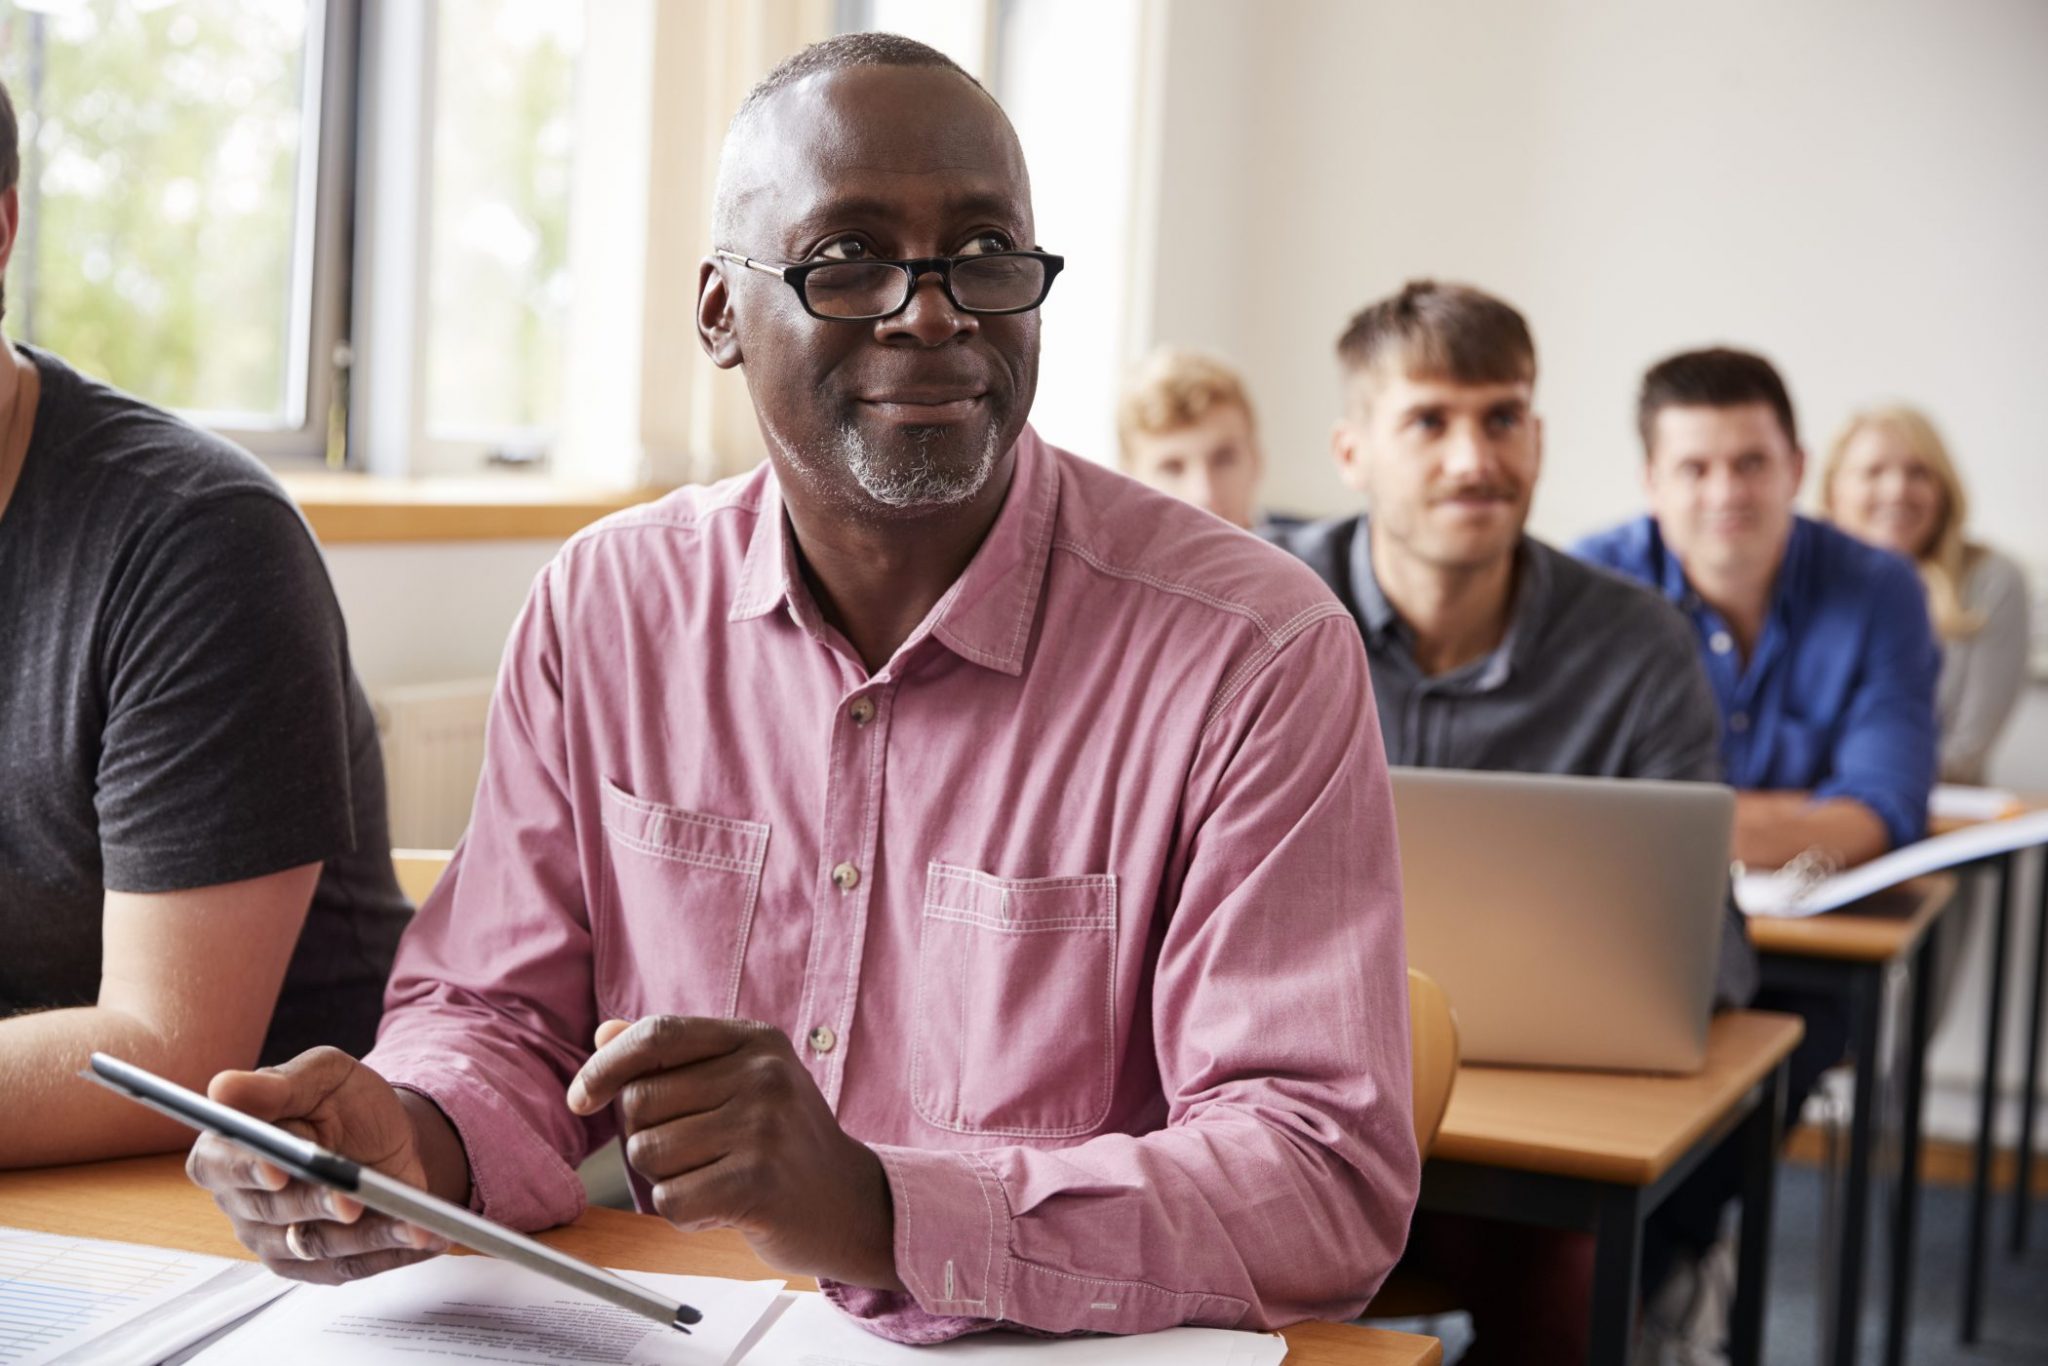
[1822, 405, 1986, 640]
[1116, 348, 1256, 470]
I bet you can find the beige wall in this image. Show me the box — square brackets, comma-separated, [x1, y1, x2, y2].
[1145, 0, 2048, 561]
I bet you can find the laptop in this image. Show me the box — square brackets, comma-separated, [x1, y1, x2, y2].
[1390, 767, 1734, 1074]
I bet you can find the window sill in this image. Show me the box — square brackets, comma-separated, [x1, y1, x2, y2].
[278, 473, 668, 544]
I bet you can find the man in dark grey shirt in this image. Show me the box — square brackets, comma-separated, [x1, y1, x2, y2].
[1266, 281, 1748, 1366]
[0, 79, 407, 1168]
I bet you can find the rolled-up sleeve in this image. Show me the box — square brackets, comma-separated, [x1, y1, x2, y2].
[827, 612, 1417, 1339]
[363, 563, 605, 1231]
[1814, 557, 1941, 849]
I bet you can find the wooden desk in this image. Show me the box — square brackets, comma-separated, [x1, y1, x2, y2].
[1922, 794, 2048, 1347]
[0, 1156, 1441, 1366]
[1748, 874, 1956, 1366]
[1421, 1010, 1803, 1366]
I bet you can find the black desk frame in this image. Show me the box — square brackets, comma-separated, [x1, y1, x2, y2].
[1960, 845, 2048, 1345]
[1417, 1058, 1789, 1366]
[1758, 925, 1938, 1366]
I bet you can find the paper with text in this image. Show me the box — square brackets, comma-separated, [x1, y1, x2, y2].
[740, 1293, 1287, 1366]
[189, 1257, 784, 1366]
[0, 1228, 254, 1366]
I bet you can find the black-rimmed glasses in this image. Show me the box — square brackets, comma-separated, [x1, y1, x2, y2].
[714, 249, 1064, 321]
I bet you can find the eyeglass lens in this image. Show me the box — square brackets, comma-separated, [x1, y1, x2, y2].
[803, 255, 1048, 319]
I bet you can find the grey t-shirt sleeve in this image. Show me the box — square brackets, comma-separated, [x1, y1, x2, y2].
[95, 491, 358, 892]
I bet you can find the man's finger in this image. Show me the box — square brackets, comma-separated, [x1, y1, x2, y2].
[214, 1180, 364, 1229]
[623, 1108, 736, 1184]
[188, 1133, 289, 1194]
[567, 1016, 764, 1115]
[260, 1213, 446, 1265]
[205, 1046, 359, 1124]
[648, 1156, 754, 1234]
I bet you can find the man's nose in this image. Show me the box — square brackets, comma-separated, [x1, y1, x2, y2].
[878, 270, 976, 345]
[1441, 427, 1495, 478]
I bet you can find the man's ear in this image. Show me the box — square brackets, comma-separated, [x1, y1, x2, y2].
[1331, 418, 1371, 495]
[0, 186, 20, 279]
[697, 257, 742, 369]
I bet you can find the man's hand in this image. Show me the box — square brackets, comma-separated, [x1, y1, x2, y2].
[185, 1048, 453, 1283]
[568, 1016, 904, 1292]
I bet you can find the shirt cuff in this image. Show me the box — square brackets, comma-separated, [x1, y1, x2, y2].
[364, 1044, 588, 1233]
[820, 1144, 1013, 1341]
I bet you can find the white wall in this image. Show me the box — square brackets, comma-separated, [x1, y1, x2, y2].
[324, 542, 557, 692]
[1146, 0, 2048, 560]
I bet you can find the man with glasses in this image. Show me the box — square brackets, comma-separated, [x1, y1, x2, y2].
[187, 34, 1417, 1344]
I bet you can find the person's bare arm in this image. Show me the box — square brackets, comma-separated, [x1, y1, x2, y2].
[0, 863, 319, 1168]
[1733, 792, 1890, 872]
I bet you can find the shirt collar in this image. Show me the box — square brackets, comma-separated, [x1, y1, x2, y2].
[726, 426, 1059, 678]
[1349, 516, 1545, 691]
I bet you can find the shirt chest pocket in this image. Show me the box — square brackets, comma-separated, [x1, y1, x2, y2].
[595, 779, 771, 1020]
[912, 862, 1118, 1140]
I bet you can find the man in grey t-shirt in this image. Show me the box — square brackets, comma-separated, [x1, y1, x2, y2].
[0, 79, 407, 1168]
[1266, 281, 1747, 1366]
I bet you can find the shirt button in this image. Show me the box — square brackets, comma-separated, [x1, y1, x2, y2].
[808, 1025, 837, 1054]
[848, 697, 876, 726]
[1730, 712, 1751, 734]
[831, 861, 861, 891]
[1709, 631, 1733, 655]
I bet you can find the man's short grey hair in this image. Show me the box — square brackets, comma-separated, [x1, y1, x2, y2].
[712, 32, 990, 247]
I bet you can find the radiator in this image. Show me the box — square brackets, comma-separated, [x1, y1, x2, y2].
[371, 679, 494, 850]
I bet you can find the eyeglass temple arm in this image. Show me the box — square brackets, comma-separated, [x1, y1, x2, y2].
[713, 250, 787, 279]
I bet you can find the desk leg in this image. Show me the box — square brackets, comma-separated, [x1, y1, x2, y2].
[1588, 1186, 1643, 1366]
[1827, 965, 1882, 1366]
[2011, 846, 2047, 1256]
[1884, 930, 1935, 1366]
[1963, 854, 2013, 1344]
[1731, 1064, 1787, 1366]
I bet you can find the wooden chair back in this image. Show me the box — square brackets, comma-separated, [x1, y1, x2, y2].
[392, 849, 453, 907]
[1408, 967, 1460, 1156]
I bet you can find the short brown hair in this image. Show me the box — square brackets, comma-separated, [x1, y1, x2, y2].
[1637, 347, 1798, 453]
[1335, 280, 1536, 401]
[1116, 348, 1255, 469]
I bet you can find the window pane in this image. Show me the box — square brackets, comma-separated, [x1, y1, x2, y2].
[0, 0, 314, 424]
[423, 0, 579, 444]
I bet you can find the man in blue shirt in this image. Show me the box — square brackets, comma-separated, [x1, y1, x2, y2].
[1576, 348, 1939, 1338]
[1576, 346, 1939, 874]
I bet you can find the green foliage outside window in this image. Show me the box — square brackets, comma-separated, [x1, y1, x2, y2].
[0, 0, 310, 423]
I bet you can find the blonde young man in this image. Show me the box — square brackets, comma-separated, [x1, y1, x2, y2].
[1115, 347, 1276, 531]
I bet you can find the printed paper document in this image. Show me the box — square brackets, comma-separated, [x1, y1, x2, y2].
[188, 1256, 785, 1366]
[740, 1292, 1288, 1366]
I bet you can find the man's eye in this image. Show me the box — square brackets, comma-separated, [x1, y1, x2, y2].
[958, 233, 1015, 257]
[815, 238, 872, 262]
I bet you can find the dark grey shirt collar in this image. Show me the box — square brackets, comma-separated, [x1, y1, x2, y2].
[1348, 515, 1549, 694]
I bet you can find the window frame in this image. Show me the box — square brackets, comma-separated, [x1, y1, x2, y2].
[7, 0, 361, 468]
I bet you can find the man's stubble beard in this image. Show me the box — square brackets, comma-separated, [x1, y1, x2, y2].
[834, 419, 1003, 510]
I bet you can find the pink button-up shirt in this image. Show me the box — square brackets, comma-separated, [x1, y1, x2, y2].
[366, 427, 1415, 1342]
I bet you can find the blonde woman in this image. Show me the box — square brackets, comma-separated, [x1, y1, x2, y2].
[1823, 406, 2031, 784]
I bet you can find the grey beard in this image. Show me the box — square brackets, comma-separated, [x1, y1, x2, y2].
[834, 421, 1001, 510]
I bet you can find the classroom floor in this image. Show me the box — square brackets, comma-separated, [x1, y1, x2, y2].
[1420, 1163, 2048, 1364]
[1763, 1162, 2048, 1365]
